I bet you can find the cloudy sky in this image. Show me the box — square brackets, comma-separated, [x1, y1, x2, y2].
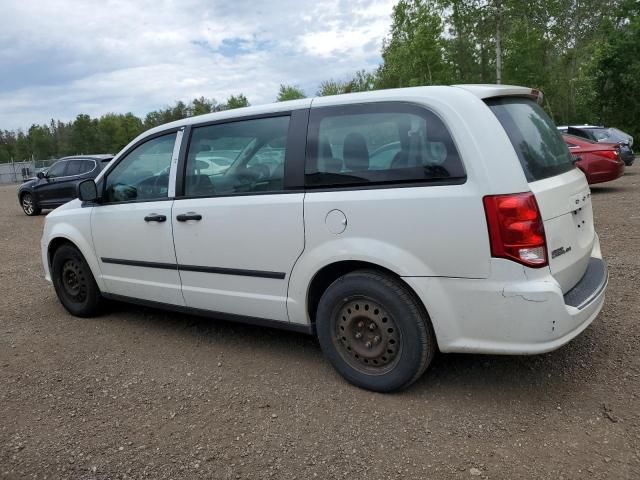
[0, 0, 395, 131]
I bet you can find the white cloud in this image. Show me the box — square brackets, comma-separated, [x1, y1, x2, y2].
[0, 0, 395, 130]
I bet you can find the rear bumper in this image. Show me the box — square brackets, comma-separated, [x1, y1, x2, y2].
[620, 151, 634, 166]
[563, 258, 607, 309]
[586, 163, 625, 184]
[404, 250, 607, 355]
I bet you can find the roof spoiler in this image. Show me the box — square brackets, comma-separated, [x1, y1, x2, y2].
[453, 84, 544, 105]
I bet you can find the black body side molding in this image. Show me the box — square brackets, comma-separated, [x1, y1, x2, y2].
[100, 257, 286, 279]
[101, 293, 314, 334]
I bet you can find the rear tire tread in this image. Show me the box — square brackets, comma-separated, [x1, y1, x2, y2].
[352, 270, 434, 390]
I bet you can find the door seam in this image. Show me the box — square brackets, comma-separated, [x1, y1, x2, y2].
[169, 200, 187, 306]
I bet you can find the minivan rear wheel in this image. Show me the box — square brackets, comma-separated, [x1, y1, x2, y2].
[51, 244, 102, 317]
[316, 270, 436, 392]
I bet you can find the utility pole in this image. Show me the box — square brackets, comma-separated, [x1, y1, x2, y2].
[495, 0, 502, 84]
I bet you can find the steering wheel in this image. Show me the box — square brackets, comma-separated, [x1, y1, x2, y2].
[137, 174, 167, 198]
[236, 168, 260, 184]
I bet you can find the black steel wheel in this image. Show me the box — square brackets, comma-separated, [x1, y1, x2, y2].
[51, 244, 102, 317]
[60, 258, 88, 303]
[316, 270, 436, 392]
[334, 298, 401, 374]
[21, 192, 41, 216]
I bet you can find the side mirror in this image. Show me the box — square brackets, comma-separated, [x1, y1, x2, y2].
[36, 171, 46, 179]
[78, 179, 98, 202]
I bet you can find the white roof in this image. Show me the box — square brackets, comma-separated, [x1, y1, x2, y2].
[137, 84, 541, 144]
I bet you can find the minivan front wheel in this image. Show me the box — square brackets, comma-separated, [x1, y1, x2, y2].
[21, 192, 41, 216]
[316, 270, 436, 392]
[51, 244, 102, 317]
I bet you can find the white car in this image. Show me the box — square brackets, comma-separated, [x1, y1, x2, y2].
[41, 85, 608, 392]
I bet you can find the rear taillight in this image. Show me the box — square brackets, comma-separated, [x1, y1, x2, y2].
[483, 192, 548, 268]
[593, 149, 620, 161]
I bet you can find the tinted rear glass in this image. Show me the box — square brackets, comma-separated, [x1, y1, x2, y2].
[487, 98, 574, 182]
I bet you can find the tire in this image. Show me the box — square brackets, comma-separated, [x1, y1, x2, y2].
[316, 270, 436, 392]
[21, 192, 41, 216]
[51, 244, 102, 317]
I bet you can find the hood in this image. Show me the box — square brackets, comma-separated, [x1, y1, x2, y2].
[46, 198, 83, 217]
[20, 178, 37, 188]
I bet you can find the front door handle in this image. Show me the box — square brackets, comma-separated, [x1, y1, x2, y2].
[176, 212, 202, 222]
[144, 214, 167, 222]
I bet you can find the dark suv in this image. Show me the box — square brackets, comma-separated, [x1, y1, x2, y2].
[18, 155, 113, 215]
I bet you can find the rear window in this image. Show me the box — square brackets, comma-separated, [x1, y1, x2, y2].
[487, 98, 574, 182]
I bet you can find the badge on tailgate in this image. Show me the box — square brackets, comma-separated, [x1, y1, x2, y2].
[569, 191, 591, 212]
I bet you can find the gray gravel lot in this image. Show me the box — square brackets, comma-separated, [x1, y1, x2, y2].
[1, 169, 639, 479]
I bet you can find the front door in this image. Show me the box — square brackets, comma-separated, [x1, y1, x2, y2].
[91, 131, 183, 305]
[172, 115, 305, 322]
[36, 160, 74, 206]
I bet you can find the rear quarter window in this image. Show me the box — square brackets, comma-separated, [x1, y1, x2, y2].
[305, 103, 466, 188]
[487, 98, 574, 182]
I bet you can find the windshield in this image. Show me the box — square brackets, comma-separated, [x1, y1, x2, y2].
[608, 127, 632, 146]
[487, 98, 574, 182]
[602, 128, 629, 144]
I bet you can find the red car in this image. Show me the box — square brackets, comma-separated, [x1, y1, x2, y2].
[563, 134, 625, 184]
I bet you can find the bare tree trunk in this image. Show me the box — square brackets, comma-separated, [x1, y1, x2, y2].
[495, 0, 502, 84]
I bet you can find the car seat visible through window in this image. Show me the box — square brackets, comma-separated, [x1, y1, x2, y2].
[343, 132, 369, 171]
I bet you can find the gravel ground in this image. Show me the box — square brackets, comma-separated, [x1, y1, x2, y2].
[1, 168, 639, 480]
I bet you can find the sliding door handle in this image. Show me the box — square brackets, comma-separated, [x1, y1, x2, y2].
[144, 214, 167, 222]
[176, 212, 202, 222]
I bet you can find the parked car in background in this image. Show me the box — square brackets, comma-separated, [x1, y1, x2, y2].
[41, 85, 608, 392]
[562, 134, 624, 185]
[18, 155, 113, 215]
[560, 125, 634, 166]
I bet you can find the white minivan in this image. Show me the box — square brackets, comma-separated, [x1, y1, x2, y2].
[41, 85, 608, 392]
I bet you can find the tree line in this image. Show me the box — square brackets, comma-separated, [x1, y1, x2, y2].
[1, 0, 638, 163]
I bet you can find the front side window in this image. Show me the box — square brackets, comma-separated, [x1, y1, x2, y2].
[305, 105, 465, 187]
[184, 116, 290, 197]
[487, 98, 574, 182]
[104, 133, 176, 203]
[47, 161, 67, 178]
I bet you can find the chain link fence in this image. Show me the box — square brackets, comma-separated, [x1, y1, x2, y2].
[0, 159, 57, 185]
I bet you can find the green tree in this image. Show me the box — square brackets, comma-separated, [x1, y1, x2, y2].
[591, 0, 640, 138]
[225, 94, 250, 109]
[349, 70, 378, 92]
[15, 131, 30, 160]
[378, 0, 452, 88]
[70, 114, 99, 155]
[0, 130, 17, 162]
[191, 96, 219, 116]
[96, 113, 144, 154]
[28, 124, 55, 159]
[53, 120, 73, 157]
[276, 84, 306, 101]
[316, 79, 352, 96]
